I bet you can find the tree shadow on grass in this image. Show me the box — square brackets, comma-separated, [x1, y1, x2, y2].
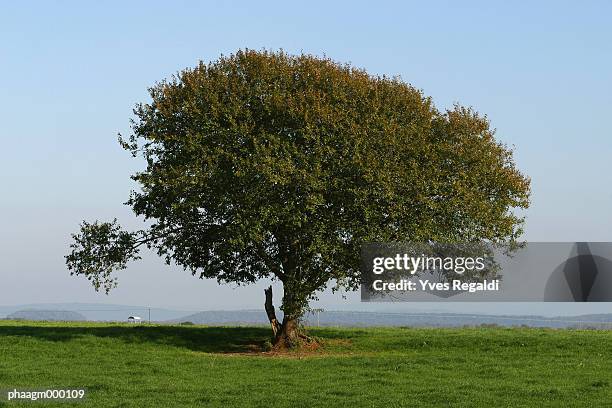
[0, 324, 272, 353]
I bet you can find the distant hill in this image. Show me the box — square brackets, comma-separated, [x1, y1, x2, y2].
[3, 303, 612, 328]
[7, 309, 87, 321]
[170, 310, 612, 329]
[0, 303, 196, 322]
[170, 310, 269, 326]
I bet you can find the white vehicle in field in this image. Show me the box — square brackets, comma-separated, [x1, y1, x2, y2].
[127, 316, 143, 323]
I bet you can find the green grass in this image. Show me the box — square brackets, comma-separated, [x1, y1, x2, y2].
[1, 321, 612, 407]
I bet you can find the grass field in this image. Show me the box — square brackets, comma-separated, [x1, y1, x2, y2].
[0, 321, 611, 407]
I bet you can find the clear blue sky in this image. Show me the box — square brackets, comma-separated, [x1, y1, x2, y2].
[1, 1, 611, 314]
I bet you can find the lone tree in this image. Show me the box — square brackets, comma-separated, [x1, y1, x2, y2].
[66, 50, 530, 348]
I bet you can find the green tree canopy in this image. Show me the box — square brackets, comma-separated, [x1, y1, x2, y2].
[66, 49, 530, 347]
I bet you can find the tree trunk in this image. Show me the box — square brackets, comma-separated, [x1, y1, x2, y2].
[264, 285, 281, 336]
[263, 284, 309, 349]
[273, 315, 301, 349]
